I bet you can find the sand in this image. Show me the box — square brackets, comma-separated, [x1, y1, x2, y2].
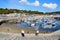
[0, 23, 36, 33]
[0, 30, 60, 40]
[0, 23, 60, 40]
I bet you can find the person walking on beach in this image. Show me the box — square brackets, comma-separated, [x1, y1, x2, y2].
[35, 30, 39, 36]
[21, 30, 25, 37]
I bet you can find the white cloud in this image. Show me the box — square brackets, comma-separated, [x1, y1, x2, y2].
[42, 3, 57, 9]
[32, 0, 40, 6]
[19, 0, 40, 6]
[19, 0, 27, 3]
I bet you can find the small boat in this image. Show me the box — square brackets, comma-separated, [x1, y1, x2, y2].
[31, 23, 35, 27]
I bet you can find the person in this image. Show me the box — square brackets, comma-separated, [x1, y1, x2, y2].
[58, 39, 60, 40]
[21, 30, 25, 37]
[35, 30, 39, 36]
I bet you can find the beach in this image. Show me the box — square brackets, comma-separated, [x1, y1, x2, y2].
[0, 23, 36, 33]
[0, 30, 60, 40]
[0, 23, 60, 40]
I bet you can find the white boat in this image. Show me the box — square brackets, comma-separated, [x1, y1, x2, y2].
[31, 23, 35, 27]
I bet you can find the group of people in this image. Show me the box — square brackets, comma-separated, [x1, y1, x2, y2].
[21, 30, 39, 37]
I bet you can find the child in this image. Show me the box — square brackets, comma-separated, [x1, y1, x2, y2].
[35, 30, 39, 36]
[21, 30, 25, 37]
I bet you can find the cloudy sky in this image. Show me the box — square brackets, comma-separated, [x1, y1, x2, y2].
[0, 0, 60, 12]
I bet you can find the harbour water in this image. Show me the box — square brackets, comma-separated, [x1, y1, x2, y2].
[15, 18, 60, 32]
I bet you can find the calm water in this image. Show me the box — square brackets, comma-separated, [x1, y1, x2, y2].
[15, 18, 60, 31]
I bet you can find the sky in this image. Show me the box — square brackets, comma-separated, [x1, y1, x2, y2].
[0, 0, 60, 12]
